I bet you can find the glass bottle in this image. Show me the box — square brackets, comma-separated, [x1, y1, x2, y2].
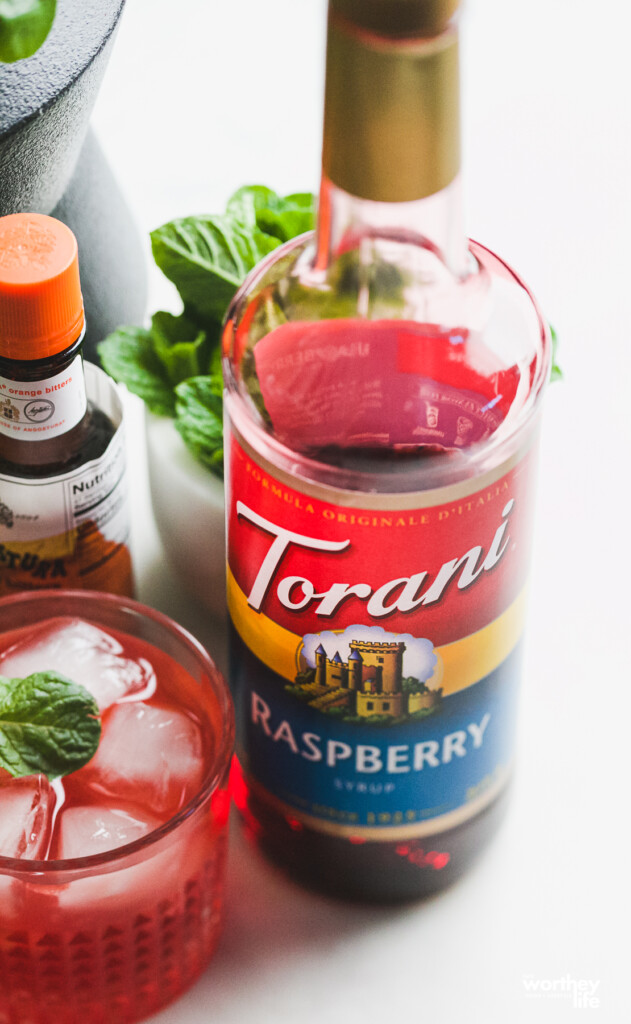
[223, 0, 550, 901]
[0, 213, 134, 597]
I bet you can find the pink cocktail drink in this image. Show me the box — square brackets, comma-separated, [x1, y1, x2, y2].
[0, 591, 234, 1024]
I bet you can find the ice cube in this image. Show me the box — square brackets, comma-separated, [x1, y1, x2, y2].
[0, 617, 156, 711]
[0, 773, 54, 859]
[81, 702, 204, 817]
[56, 805, 160, 859]
[54, 804, 212, 915]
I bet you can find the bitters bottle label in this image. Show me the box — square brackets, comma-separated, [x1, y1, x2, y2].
[226, 428, 538, 840]
[0, 365, 133, 597]
[0, 355, 87, 441]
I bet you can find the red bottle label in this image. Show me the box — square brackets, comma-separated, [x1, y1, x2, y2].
[226, 426, 538, 839]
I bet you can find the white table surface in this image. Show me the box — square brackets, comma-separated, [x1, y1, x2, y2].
[92, 1, 629, 1020]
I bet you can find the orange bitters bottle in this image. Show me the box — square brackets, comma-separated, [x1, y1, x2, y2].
[0, 213, 134, 597]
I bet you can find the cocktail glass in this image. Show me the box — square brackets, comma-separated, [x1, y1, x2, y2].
[0, 590, 234, 1024]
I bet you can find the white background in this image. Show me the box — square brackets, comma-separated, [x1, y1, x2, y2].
[92, 1, 629, 1020]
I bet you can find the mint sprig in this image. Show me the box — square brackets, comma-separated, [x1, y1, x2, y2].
[0, 672, 101, 780]
[98, 185, 317, 480]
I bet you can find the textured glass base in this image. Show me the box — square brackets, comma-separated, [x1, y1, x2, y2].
[0, 845, 226, 1024]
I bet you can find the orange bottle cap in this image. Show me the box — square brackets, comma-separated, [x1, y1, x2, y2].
[0, 213, 85, 361]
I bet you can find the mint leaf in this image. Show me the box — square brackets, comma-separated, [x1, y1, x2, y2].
[226, 185, 279, 230]
[227, 186, 316, 243]
[208, 338, 223, 393]
[0, 0, 56, 63]
[98, 325, 175, 416]
[550, 324, 562, 382]
[174, 376, 224, 478]
[0, 672, 101, 780]
[151, 311, 214, 386]
[256, 192, 316, 243]
[150, 215, 281, 325]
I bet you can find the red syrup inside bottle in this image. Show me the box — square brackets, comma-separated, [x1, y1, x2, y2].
[229, 752, 512, 903]
[251, 317, 520, 459]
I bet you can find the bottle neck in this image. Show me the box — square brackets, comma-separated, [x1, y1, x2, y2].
[316, 174, 467, 279]
[317, 5, 467, 277]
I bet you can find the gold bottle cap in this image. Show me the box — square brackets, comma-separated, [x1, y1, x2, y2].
[323, 1, 461, 202]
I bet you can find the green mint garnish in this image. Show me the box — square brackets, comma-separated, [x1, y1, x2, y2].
[549, 324, 562, 382]
[0, 0, 56, 64]
[98, 185, 317, 480]
[174, 375, 224, 476]
[0, 672, 101, 780]
[0, 676, 11, 702]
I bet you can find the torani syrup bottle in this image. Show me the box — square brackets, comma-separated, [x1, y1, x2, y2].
[224, 0, 550, 901]
[0, 213, 134, 597]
